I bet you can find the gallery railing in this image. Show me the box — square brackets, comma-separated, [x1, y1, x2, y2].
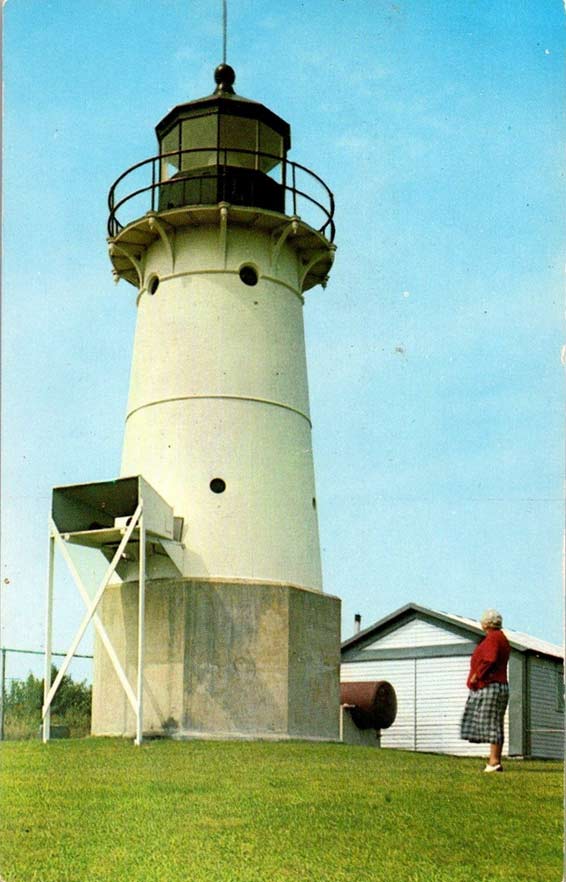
[108, 147, 335, 242]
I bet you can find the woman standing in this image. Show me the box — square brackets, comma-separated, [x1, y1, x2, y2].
[460, 609, 510, 772]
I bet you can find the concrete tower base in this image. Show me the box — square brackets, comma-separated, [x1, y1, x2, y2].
[92, 580, 341, 741]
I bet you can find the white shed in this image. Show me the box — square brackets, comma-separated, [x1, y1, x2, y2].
[341, 603, 564, 758]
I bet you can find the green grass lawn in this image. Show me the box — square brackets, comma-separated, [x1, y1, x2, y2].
[0, 739, 562, 882]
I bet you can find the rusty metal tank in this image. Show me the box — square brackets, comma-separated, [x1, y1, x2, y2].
[340, 681, 397, 730]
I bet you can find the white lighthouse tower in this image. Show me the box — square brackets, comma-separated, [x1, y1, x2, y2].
[46, 64, 340, 742]
[116, 65, 333, 592]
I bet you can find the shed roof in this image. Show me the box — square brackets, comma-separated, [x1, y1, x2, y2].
[342, 602, 563, 661]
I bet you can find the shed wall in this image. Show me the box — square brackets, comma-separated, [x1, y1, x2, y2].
[342, 659, 416, 749]
[341, 655, 509, 756]
[415, 655, 509, 756]
[528, 656, 564, 759]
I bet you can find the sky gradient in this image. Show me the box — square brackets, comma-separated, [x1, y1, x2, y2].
[2, 1, 565, 682]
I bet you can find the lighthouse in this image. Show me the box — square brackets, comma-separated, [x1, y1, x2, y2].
[46, 64, 340, 743]
[114, 64, 334, 592]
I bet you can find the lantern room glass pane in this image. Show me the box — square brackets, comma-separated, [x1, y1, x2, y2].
[160, 126, 180, 180]
[219, 115, 257, 169]
[181, 115, 218, 170]
[258, 123, 283, 174]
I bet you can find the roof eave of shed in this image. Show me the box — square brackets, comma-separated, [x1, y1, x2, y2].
[341, 602, 433, 650]
[341, 602, 564, 660]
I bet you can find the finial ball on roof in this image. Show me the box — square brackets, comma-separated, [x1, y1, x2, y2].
[214, 64, 236, 93]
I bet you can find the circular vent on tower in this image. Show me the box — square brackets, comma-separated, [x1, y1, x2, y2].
[239, 265, 258, 287]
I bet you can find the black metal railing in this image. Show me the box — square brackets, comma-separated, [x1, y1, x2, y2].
[107, 147, 335, 241]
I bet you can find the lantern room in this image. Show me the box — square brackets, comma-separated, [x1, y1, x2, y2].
[107, 63, 335, 286]
[155, 64, 291, 213]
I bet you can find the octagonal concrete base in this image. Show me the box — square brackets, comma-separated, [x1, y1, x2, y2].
[91, 579, 341, 741]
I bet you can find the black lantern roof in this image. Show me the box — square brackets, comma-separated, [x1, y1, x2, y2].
[155, 64, 291, 151]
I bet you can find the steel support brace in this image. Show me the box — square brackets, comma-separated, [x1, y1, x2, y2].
[50, 520, 138, 714]
[42, 503, 146, 745]
[298, 249, 333, 291]
[135, 512, 146, 745]
[108, 243, 143, 286]
[147, 215, 175, 272]
[42, 534, 55, 743]
[271, 218, 299, 274]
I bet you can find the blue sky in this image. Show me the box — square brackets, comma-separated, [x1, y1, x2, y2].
[2, 1, 565, 681]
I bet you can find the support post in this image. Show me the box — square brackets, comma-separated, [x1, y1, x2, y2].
[42, 533, 55, 743]
[0, 648, 6, 742]
[135, 510, 146, 746]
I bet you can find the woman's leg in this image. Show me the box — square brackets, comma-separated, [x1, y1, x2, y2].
[486, 684, 508, 767]
[488, 742, 502, 766]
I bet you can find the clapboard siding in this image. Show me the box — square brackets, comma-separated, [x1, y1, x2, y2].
[341, 659, 416, 750]
[528, 657, 564, 759]
[364, 617, 470, 651]
[415, 656, 509, 756]
[416, 656, 470, 755]
[341, 655, 509, 756]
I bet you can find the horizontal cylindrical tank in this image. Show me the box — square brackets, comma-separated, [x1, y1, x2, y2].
[340, 681, 397, 730]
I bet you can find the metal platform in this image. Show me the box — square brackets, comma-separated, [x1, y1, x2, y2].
[42, 475, 183, 746]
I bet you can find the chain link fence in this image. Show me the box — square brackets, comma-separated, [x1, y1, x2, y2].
[0, 647, 93, 740]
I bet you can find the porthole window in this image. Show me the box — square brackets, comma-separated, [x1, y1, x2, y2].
[147, 275, 160, 295]
[239, 265, 258, 287]
[209, 478, 226, 494]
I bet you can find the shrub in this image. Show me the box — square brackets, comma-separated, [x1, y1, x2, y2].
[3, 666, 92, 739]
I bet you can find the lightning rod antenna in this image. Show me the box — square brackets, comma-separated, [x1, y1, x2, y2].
[222, 0, 228, 64]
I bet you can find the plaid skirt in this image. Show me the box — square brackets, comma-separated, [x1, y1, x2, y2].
[460, 682, 509, 744]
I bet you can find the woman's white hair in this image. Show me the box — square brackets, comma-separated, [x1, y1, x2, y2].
[480, 608, 503, 629]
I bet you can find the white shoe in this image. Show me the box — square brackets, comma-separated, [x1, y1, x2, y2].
[483, 763, 503, 773]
